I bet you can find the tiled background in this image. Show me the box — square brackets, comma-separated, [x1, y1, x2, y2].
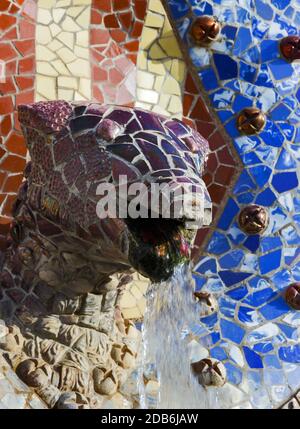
[0, 0, 300, 409]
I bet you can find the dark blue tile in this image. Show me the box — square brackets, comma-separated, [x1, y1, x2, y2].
[243, 346, 264, 368]
[196, 257, 217, 274]
[226, 285, 248, 301]
[168, 0, 190, 18]
[260, 237, 282, 253]
[240, 61, 257, 83]
[259, 250, 282, 275]
[271, 0, 291, 10]
[213, 54, 238, 80]
[219, 270, 253, 287]
[255, 188, 276, 206]
[232, 94, 253, 113]
[243, 235, 260, 252]
[238, 306, 261, 325]
[255, 64, 274, 88]
[199, 68, 219, 91]
[221, 25, 237, 41]
[272, 172, 298, 193]
[218, 198, 240, 230]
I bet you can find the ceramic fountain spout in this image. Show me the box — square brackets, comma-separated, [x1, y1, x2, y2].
[0, 101, 212, 408]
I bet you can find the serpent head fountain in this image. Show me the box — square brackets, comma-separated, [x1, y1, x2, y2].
[0, 101, 211, 408]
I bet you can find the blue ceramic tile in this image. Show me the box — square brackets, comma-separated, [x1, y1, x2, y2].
[218, 198, 240, 230]
[243, 346, 264, 368]
[260, 296, 290, 320]
[224, 362, 243, 384]
[249, 165, 272, 187]
[168, 0, 300, 405]
[243, 235, 260, 252]
[213, 54, 238, 80]
[279, 345, 300, 363]
[220, 319, 245, 344]
[226, 285, 248, 300]
[219, 249, 244, 269]
[219, 270, 253, 287]
[272, 172, 299, 193]
[259, 249, 282, 275]
[255, 188, 277, 206]
[243, 288, 277, 307]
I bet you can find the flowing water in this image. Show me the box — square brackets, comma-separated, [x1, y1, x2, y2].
[138, 263, 213, 409]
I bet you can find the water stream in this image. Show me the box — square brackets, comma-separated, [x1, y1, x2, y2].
[138, 264, 212, 409]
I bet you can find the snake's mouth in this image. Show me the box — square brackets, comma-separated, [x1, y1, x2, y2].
[126, 216, 194, 282]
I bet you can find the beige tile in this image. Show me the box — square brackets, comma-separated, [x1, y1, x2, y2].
[52, 59, 71, 75]
[122, 307, 142, 320]
[57, 76, 78, 89]
[67, 6, 84, 18]
[37, 61, 59, 76]
[139, 28, 158, 50]
[53, 8, 66, 24]
[38, 0, 57, 9]
[73, 0, 91, 5]
[76, 30, 89, 47]
[145, 11, 165, 29]
[79, 77, 92, 99]
[67, 58, 90, 77]
[57, 46, 77, 63]
[74, 46, 89, 59]
[120, 291, 136, 309]
[36, 45, 57, 61]
[57, 31, 75, 50]
[37, 8, 52, 25]
[137, 88, 159, 104]
[74, 91, 87, 101]
[48, 39, 64, 51]
[58, 88, 75, 100]
[56, 0, 72, 6]
[136, 70, 155, 89]
[36, 75, 57, 100]
[36, 25, 52, 45]
[50, 23, 61, 37]
[62, 15, 81, 32]
[76, 7, 90, 28]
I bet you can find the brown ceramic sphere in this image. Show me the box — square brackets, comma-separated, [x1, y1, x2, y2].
[238, 204, 269, 235]
[190, 16, 220, 45]
[237, 107, 266, 135]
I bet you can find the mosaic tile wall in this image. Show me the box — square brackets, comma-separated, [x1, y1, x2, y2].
[164, 0, 300, 409]
[0, 0, 300, 409]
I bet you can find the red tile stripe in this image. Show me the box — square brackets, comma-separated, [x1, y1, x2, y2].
[182, 73, 238, 260]
[0, 0, 36, 230]
[90, 0, 148, 105]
